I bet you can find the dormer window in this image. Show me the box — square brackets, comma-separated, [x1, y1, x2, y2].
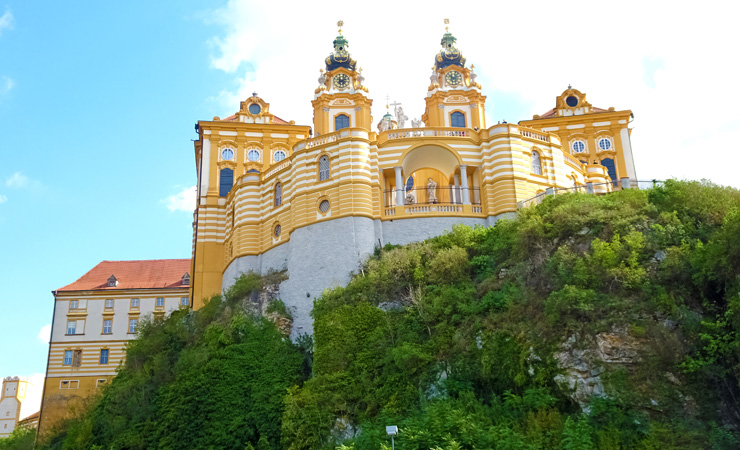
[107, 275, 118, 287]
[181, 273, 190, 286]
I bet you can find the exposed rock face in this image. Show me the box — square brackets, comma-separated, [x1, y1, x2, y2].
[554, 329, 641, 411]
[244, 282, 293, 336]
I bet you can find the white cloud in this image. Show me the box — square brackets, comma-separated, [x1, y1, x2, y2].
[19, 373, 45, 419]
[201, 0, 740, 189]
[6, 172, 29, 188]
[162, 185, 196, 212]
[0, 194, 7, 204]
[37, 324, 51, 344]
[0, 76, 14, 97]
[0, 9, 13, 36]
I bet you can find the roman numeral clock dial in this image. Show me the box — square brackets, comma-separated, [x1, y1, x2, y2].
[445, 70, 462, 87]
[333, 73, 350, 90]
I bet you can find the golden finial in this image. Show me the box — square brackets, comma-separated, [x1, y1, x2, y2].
[444, 18, 449, 32]
[337, 20, 344, 34]
[471, 64, 475, 69]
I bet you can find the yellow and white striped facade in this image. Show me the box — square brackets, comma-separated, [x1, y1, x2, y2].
[38, 261, 190, 437]
[190, 29, 635, 336]
[1, 376, 29, 438]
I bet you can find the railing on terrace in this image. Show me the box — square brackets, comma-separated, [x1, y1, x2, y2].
[519, 128, 550, 142]
[384, 187, 481, 208]
[385, 128, 471, 140]
[304, 129, 351, 149]
[262, 159, 291, 180]
[517, 179, 665, 209]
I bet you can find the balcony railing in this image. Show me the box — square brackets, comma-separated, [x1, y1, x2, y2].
[384, 187, 481, 208]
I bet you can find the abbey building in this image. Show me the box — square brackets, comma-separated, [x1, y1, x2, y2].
[189, 25, 637, 336]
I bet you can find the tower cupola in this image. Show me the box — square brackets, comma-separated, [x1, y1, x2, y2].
[434, 28, 466, 70]
[312, 21, 373, 136]
[325, 23, 357, 71]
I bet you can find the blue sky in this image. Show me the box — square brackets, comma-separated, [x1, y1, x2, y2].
[1, 0, 739, 413]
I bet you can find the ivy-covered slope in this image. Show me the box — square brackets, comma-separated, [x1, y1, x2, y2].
[283, 180, 740, 450]
[40, 180, 740, 450]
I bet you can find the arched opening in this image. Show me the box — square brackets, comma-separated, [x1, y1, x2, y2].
[335, 114, 350, 131]
[450, 111, 466, 128]
[601, 158, 618, 186]
[219, 168, 233, 197]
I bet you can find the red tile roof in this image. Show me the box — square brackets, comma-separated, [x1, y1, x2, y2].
[57, 259, 191, 292]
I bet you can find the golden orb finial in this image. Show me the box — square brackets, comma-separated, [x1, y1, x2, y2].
[444, 18, 449, 32]
[337, 20, 344, 34]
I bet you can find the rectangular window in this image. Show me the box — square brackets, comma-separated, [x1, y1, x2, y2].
[181, 297, 189, 307]
[100, 349, 109, 364]
[129, 318, 138, 333]
[105, 299, 114, 309]
[59, 380, 80, 389]
[130, 298, 139, 309]
[66, 321, 76, 335]
[96, 379, 107, 388]
[103, 319, 112, 334]
[63, 350, 73, 365]
[69, 300, 78, 310]
[156, 297, 164, 307]
[72, 350, 82, 367]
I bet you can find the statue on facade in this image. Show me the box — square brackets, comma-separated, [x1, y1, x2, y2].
[318, 69, 326, 86]
[378, 119, 389, 132]
[427, 178, 438, 203]
[411, 118, 422, 128]
[356, 67, 364, 87]
[395, 106, 408, 128]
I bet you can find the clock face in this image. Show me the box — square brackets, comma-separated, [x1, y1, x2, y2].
[333, 73, 351, 90]
[445, 71, 462, 87]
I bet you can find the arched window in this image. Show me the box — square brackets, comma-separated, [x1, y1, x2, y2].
[219, 168, 233, 197]
[450, 111, 466, 128]
[601, 158, 618, 185]
[405, 176, 414, 192]
[335, 114, 350, 131]
[318, 155, 330, 181]
[247, 149, 260, 161]
[274, 182, 282, 207]
[598, 137, 612, 151]
[274, 150, 286, 162]
[572, 140, 586, 153]
[531, 151, 543, 175]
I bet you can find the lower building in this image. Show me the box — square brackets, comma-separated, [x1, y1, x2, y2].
[0, 376, 29, 438]
[37, 259, 191, 438]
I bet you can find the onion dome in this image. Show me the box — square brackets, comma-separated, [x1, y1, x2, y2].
[325, 23, 357, 71]
[434, 29, 466, 70]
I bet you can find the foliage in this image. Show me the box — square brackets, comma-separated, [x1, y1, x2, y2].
[40, 273, 303, 450]
[41, 181, 740, 449]
[0, 427, 35, 450]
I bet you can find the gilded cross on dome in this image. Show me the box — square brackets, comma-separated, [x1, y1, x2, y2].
[337, 20, 344, 34]
[444, 18, 449, 32]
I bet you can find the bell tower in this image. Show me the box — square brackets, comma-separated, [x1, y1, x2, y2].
[312, 21, 373, 136]
[422, 19, 486, 129]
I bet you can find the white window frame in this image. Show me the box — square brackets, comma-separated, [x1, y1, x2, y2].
[69, 300, 78, 310]
[66, 321, 76, 335]
[129, 318, 138, 333]
[103, 319, 112, 334]
[63, 350, 73, 365]
[247, 149, 261, 162]
[100, 349, 109, 364]
[156, 297, 165, 308]
[273, 150, 287, 163]
[181, 297, 189, 307]
[105, 299, 114, 309]
[130, 298, 139, 309]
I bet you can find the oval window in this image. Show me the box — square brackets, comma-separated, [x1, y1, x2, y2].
[249, 104, 261, 115]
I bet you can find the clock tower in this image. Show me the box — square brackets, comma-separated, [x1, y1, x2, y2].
[312, 22, 373, 136]
[422, 21, 486, 129]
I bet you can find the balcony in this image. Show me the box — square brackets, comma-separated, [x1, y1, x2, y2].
[383, 187, 482, 216]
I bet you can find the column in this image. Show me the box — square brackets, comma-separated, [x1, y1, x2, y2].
[460, 165, 470, 205]
[453, 174, 461, 204]
[394, 166, 404, 206]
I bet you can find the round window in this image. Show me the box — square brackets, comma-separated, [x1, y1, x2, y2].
[248, 103, 261, 115]
[319, 200, 330, 213]
[274, 224, 281, 237]
[572, 140, 585, 153]
[598, 138, 612, 151]
[221, 148, 234, 160]
[566, 96, 579, 107]
[247, 149, 260, 161]
[274, 150, 286, 162]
